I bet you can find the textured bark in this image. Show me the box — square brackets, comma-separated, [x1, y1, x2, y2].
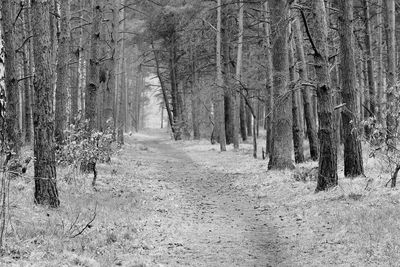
[385, 0, 396, 143]
[55, 0, 70, 143]
[268, 0, 294, 170]
[363, 0, 375, 117]
[376, 0, 383, 123]
[31, 0, 60, 207]
[222, 16, 234, 145]
[85, 1, 101, 131]
[216, 0, 226, 151]
[293, 17, 319, 161]
[239, 95, 247, 141]
[263, 1, 273, 155]
[117, 1, 125, 144]
[338, 0, 364, 177]
[310, 0, 338, 191]
[289, 40, 304, 163]
[1, 0, 20, 154]
[233, 0, 243, 149]
[22, 6, 32, 144]
[190, 46, 200, 140]
[103, 0, 118, 127]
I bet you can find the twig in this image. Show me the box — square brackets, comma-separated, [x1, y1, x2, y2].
[70, 204, 97, 238]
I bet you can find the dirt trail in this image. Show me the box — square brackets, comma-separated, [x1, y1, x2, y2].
[125, 131, 283, 266]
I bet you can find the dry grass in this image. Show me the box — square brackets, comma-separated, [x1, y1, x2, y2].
[2, 133, 400, 266]
[178, 136, 400, 266]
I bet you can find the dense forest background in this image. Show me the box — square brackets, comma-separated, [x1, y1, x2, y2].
[1, 0, 400, 265]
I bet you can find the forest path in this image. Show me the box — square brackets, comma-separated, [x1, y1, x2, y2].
[123, 130, 282, 266]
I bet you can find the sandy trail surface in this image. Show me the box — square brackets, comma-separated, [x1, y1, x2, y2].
[123, 131, 281, 266]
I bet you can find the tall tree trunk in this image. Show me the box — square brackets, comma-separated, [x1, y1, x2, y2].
[85, 1, 101, 131]
[293, 16, 319, 161]
[385, 0, 396, 144]
[289, 38, 304, 163]
[216, 0, 226, 151]
[310, 0, 338, 191]
[103, 0, 118, 128]
[22, 5, 33, 144]
[363, 0, 375, 119]
[239, 94, 247, 141]
[233, 0, 243, 149]
[31, 0, 60, 207]
[338, 0, 364, 176]
[268, 0, 294, 170]
[116, 0, 125, 144]
[376, 0, 384, 124]
[263, 1, 273, 155]
[222, 15, 234, 145]
[55, 0, 70, 143]
[1, 0, 20, 155]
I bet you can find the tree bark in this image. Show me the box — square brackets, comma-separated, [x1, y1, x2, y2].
[31, 0, 60, 207]
[1, 0, 20, 155]
[289, 38, 305, 163]
[216, 0, 226, 151]
[293, 16, 319, 161]
[233, 0, 243, 149]
[310, 0, 338, 191]
[103, 0, 118, 128]
[268, 0, 294, 170]
[385, 0, 396, 144]
[117, 0, 125, 144]
[55, 0, 71, 143]
[376, 0, 384, 124]
[338, 0, 364, 177]
[363, 0, 375, 119]
[263, 1, 273, 155]
[85, 1, 101, 131]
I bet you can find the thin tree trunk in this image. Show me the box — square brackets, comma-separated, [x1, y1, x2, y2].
[216, 0, 226, 151]
[31, 0, 60, 207]
[263, 1, 273, 155]
[55, 0, 70, 143]
[385, 0, 396, 144]
[117, 0, 126, 144]
[289, 38, 305, 163]
[293, 16, 319, 161]
[310, 0, 338, 191]
[233, 0, 243, 149]
[22, 5, 32, 144]
[376, 0, 384, 123]
[363, 0, 375, 118]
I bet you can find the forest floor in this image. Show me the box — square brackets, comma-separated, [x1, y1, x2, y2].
[2, 129, 400, 266]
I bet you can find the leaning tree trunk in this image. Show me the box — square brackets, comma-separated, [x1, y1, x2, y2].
[338, 0, 364, 177]
[31, 0, 60, 207]
[55, 0, 71, 144]
[268, 0, 294, 170]
[1, 0, 20, 155]
[310, 0, 338, 191]
[293, 16, 319, 161]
